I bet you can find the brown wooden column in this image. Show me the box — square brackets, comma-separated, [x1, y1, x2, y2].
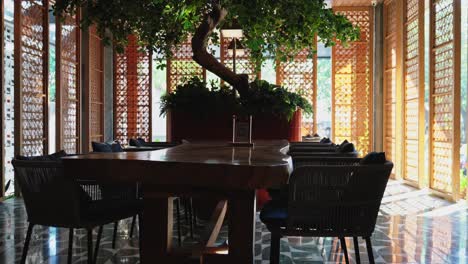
[383, 0, 404, 179]
[82, 25, 104, 152]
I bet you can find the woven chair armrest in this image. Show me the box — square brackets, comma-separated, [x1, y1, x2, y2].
[76, 180, 102, 200]
[12, 159, 64, 168]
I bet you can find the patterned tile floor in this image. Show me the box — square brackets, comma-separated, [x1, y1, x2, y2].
[0, 180, 467, 263]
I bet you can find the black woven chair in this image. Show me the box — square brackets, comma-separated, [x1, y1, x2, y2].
[260, 161, 393, 264]
[12, 158, 143, 264]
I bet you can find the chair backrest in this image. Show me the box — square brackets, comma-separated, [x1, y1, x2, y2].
[292, 156, 362, 169]
[287, 161, 393, 236]
[128, 139, 179, 149]
[12, 159, 82, 226]
[289, 151, 359, 160]
[290, 141, 334, 146]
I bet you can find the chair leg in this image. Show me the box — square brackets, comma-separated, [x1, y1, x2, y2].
[138, 213, 143, 263]
[353, 236, 361, 264]
[130, 215, 137, 238]
[339, 237, 349, 264]
[189, 198, 194, 238]
[183, 198, 189, 223]
[94, 226, 103, 264]
[112, 221, 118, 249]
[87, 228, 93, 264]
[365, 237, 375, 264]
[68, 228, 74, 264]
[20, 223, 34, 264]
[192, 200, 197, 227]
[176, 198, 182, 246]
[270, 230, 281, 264]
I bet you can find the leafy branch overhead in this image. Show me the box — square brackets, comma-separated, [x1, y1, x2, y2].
[55, 0, 360, 96]
[55, 0, 358, 64]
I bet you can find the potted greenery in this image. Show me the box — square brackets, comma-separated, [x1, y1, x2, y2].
[161, 77, 312, 142]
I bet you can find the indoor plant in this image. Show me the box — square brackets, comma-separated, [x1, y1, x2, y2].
[161, 77, 312, 142]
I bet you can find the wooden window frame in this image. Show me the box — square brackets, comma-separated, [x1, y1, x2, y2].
[428, 0, 461, 201]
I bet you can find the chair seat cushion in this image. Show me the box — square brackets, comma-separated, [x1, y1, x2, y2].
[260, 200, 288, 226]
[129, 138, 143, 147]
[92, 141, 113, 152]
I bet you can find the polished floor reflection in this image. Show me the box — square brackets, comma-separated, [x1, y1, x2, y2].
[0, 180, 466, 263]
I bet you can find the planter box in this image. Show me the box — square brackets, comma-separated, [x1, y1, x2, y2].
[169, 110, 302, 142]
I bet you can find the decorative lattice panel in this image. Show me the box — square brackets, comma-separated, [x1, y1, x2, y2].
[167, 40, 205, 91]
[15, 0, 49, 156]
[56, 11, 80, 153]
[114, 35, 152, 144]
[332, 8, 373, 156]
[220, 35, 259, 82]
[3, 10, 15, 195]
[429, 0, 460, 197]
[276, 49, 317, 134]
[383, 0, 398, 177]
[403, 0, 424, 184]
[1, 0, 4, 197]
[87, 25, 104, 147]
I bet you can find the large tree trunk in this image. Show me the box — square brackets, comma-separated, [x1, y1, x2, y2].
[192, 4, 249, 97]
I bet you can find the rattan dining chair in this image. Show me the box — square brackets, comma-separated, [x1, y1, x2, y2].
[12, 158, 143, 264]
[261, 161, 393, 264]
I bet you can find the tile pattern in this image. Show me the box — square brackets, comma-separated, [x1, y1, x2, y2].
[0, 180, 467, 263]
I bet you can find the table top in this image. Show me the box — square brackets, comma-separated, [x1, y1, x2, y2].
[63, 141, 292, 190]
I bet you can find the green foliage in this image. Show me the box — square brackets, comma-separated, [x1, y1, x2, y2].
[160, 77, 238, 118]
[240, 79, 312, 119]
[161, 77, 312, 120]
[54, 0, 360, 67]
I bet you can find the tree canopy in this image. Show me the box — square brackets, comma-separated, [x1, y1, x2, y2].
[55, 0, 360, 96]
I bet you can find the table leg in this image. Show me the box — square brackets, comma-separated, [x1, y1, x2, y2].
[140, 196, 173, 263]
[228, 190, 256, 263]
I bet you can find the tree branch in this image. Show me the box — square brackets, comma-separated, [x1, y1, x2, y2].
[192, 4, 249, 97]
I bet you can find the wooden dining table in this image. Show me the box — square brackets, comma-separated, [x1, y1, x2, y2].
[63, 140, 292, 263]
